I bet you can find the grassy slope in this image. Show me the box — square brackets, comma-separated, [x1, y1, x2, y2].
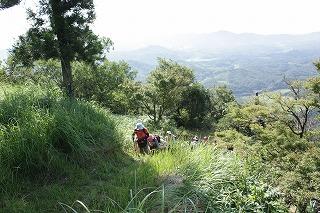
[0, 84, 286, 212]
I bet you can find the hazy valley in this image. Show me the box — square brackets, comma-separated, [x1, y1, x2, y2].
[109, 31, 320, 96]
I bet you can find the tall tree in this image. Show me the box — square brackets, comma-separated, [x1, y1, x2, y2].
[3, 0, 112, 97]
[174, 83, 211, 129]
[142, 58, 195, 124]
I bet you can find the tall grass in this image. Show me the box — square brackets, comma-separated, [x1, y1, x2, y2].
[62, 143, 286, 212]
[149, 144, 286, 212]
[0, 84, 122, 191]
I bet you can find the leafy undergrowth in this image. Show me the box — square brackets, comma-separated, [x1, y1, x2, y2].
[0, 84, 287, 212]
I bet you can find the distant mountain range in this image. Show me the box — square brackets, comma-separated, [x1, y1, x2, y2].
[108, 31, 320, 97]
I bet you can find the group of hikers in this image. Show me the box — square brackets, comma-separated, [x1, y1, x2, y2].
[132, 122, 210, 154]
[131, 122, 175, 154]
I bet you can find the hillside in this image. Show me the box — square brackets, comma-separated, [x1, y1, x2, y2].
[109, 32, 320, 96]
[0, 84, 289, 212]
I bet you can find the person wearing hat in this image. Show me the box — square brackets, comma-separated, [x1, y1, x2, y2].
[132, 122, 150, 154]
[165, 131, 176, 144]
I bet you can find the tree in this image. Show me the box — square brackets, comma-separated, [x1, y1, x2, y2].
[215, 90, 320, 212]
[142, 58, 195, 124]
[10, 27, 60, 67]
[4, 58, 139, 114]
[174, 83, 211, 129]
[3, 0, 112, 97]
[72, 60, 140, 114]
[269, 80, 314, 138]
[209, 85, 235, 122]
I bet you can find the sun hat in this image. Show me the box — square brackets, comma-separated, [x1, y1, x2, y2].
[135, 123, 144, 130]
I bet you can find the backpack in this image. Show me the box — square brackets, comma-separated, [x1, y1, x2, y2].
[154, 135, 161, 143]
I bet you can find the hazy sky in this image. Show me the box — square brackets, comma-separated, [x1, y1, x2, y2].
[0, 0, 320, 50]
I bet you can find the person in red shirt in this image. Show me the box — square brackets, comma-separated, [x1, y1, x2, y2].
[132, 122, 150, 154]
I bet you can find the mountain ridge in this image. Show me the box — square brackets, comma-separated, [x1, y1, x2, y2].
[108, 31, 320, 96]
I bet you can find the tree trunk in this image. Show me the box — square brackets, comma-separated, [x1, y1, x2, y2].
[50, 0, 74, 98]
[158, 105, 163, 123]
[60, 54, 73, 97]
[299, 132, 303, 138]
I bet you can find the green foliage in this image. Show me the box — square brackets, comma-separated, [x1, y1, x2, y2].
[10, 27, 59, 67]
[4, 59, 141, 114]
[141, 58, 195, 124]
[6, 59, 61, 86]
[9, 0, 113, 68]
[0, 84, 121, 186]
[306, 60, 320, 110]
[0, 61, 6, 82]
[45, 144, 286, 213]
[209, 85, 236, 122]
[0, 89, 288, 212]
[72, 60, 140, 114]
[174, 83, 211, 129]
[10, 26, 112, 68]
[217, 100, 273, 137]
[6, 0, 113, 97]
[140, 61, 235, 129]
[216, 90, 320, 211]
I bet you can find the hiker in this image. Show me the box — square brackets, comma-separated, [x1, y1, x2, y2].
[311, 198, 320, 213]
[257, 116, 266, 128]
[203, 136, 209, 143]
[165, 131, 176, 144]
[190, 135, 199, 146]
[132, 122, 150, 154]
[192, 135, 199, 143]
[147, 135, 160, 150]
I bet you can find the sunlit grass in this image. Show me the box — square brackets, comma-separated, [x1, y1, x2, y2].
[0, 84, 287, 212]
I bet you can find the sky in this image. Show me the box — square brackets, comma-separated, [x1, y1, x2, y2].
[0, 0, 320, 50]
